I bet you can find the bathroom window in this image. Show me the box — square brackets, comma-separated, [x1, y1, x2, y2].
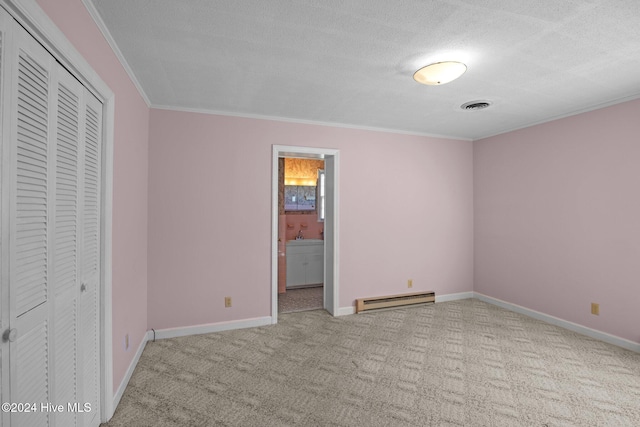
[318, 169, 325, 222]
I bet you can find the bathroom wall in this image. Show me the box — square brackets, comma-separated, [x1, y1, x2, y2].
[282, 158, 324, 240]
[285, 214, 324, 241]
[278, 158, 324, 292]
[148, 108, 474, 329]
[285, 158, 325, 184]
[475, 98, 640, 343]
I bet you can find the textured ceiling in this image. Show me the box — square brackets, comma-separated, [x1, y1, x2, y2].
[89, 0, 640, 140]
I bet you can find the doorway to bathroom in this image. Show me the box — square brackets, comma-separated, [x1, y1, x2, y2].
[279, 158, 324, 313]
[271, 146, 339, 324]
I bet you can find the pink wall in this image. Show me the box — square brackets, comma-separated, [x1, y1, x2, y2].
[29, 0, 640, 412]
[31, 1, 640, 404]
[284, 213, 324, 241]
[37, 0, 150, 394]
[148, 109, 474, 329]
[474, 99, 640, 343]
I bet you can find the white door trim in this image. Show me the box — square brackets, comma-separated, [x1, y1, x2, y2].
[271, 145, 340, 322]
[0, 0, 115, 421]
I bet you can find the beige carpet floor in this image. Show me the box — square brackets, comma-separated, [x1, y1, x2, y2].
[102, 299, 640, 426]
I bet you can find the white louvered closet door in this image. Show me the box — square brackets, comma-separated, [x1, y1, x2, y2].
[79, 90, 101, 427]
[0, 8, 11, 427]
[0, 8, 103, 427]
[9, 20, 56, 427]
[53, 63, 83, 427]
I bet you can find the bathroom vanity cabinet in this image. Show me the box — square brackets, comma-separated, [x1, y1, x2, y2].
[286, 240, 324, 288]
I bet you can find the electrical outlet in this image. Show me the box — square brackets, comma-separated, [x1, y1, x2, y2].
[408, 279, 413, 288]
[225, 297, 232, 308]
[591, 303, 599, 315]
[124, 334, 129, 351]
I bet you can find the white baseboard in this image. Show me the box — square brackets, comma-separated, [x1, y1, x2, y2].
[436, 291, 474, 303]
[111, 290, 638, 422]
[152, 316, 272, 340]
[112, 330, 150, 413]
[474, 292, 640, 353]
[111, 290, 638, 420]
[336, 306, 356, 316]
[110, 316, 269, 418]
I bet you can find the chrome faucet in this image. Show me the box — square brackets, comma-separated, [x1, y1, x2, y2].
[296, 229, 304, 240]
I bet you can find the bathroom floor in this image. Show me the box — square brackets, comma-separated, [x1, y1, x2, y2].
[278, 285, 324, 314]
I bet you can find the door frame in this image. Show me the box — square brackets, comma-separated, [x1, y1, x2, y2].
[1, 0, 115, 422]
[271, 145, 340, 323]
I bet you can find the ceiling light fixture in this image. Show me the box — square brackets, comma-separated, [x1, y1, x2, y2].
[413, 61, 467, 85]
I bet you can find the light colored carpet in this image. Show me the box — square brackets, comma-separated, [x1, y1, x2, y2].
[278, 286, 324, 313]
[102, 300, 640, 426]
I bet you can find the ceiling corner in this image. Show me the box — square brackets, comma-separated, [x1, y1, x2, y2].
[82, 0, 152, 107]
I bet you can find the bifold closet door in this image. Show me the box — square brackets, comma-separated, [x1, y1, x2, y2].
[0, 8, 11, 427]
[79, 84, 102, 427]
[50, 61, 102, 427]
[52, 57, 102, 427]
[52, 61, 83, 427]
[8, 18, 57, 427]
[52, 62, 102, 427]
[0, 9, 102, 427]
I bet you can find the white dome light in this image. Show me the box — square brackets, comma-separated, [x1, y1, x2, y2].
[413, 61, 467, 85]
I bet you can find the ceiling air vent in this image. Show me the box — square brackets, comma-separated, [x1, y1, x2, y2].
[461, 100, 492, 111]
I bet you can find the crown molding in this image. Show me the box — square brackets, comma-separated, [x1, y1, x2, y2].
[81, 0, 151, 107]
[151, 104, 472, 142]
[476, 92, 640, 141]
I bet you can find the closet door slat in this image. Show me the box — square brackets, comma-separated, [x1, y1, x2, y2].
[52, 68, 82, 427]
[14, 49, 49, 318]
[79, 93, 101, 426]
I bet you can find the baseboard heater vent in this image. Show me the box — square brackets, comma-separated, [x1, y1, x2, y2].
[356, 291, 435, 314]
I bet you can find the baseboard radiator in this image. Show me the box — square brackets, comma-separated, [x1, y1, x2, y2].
[355, 291, 435, 314]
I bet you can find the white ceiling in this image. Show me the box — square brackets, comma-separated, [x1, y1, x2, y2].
[89, 0, 640, 140]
